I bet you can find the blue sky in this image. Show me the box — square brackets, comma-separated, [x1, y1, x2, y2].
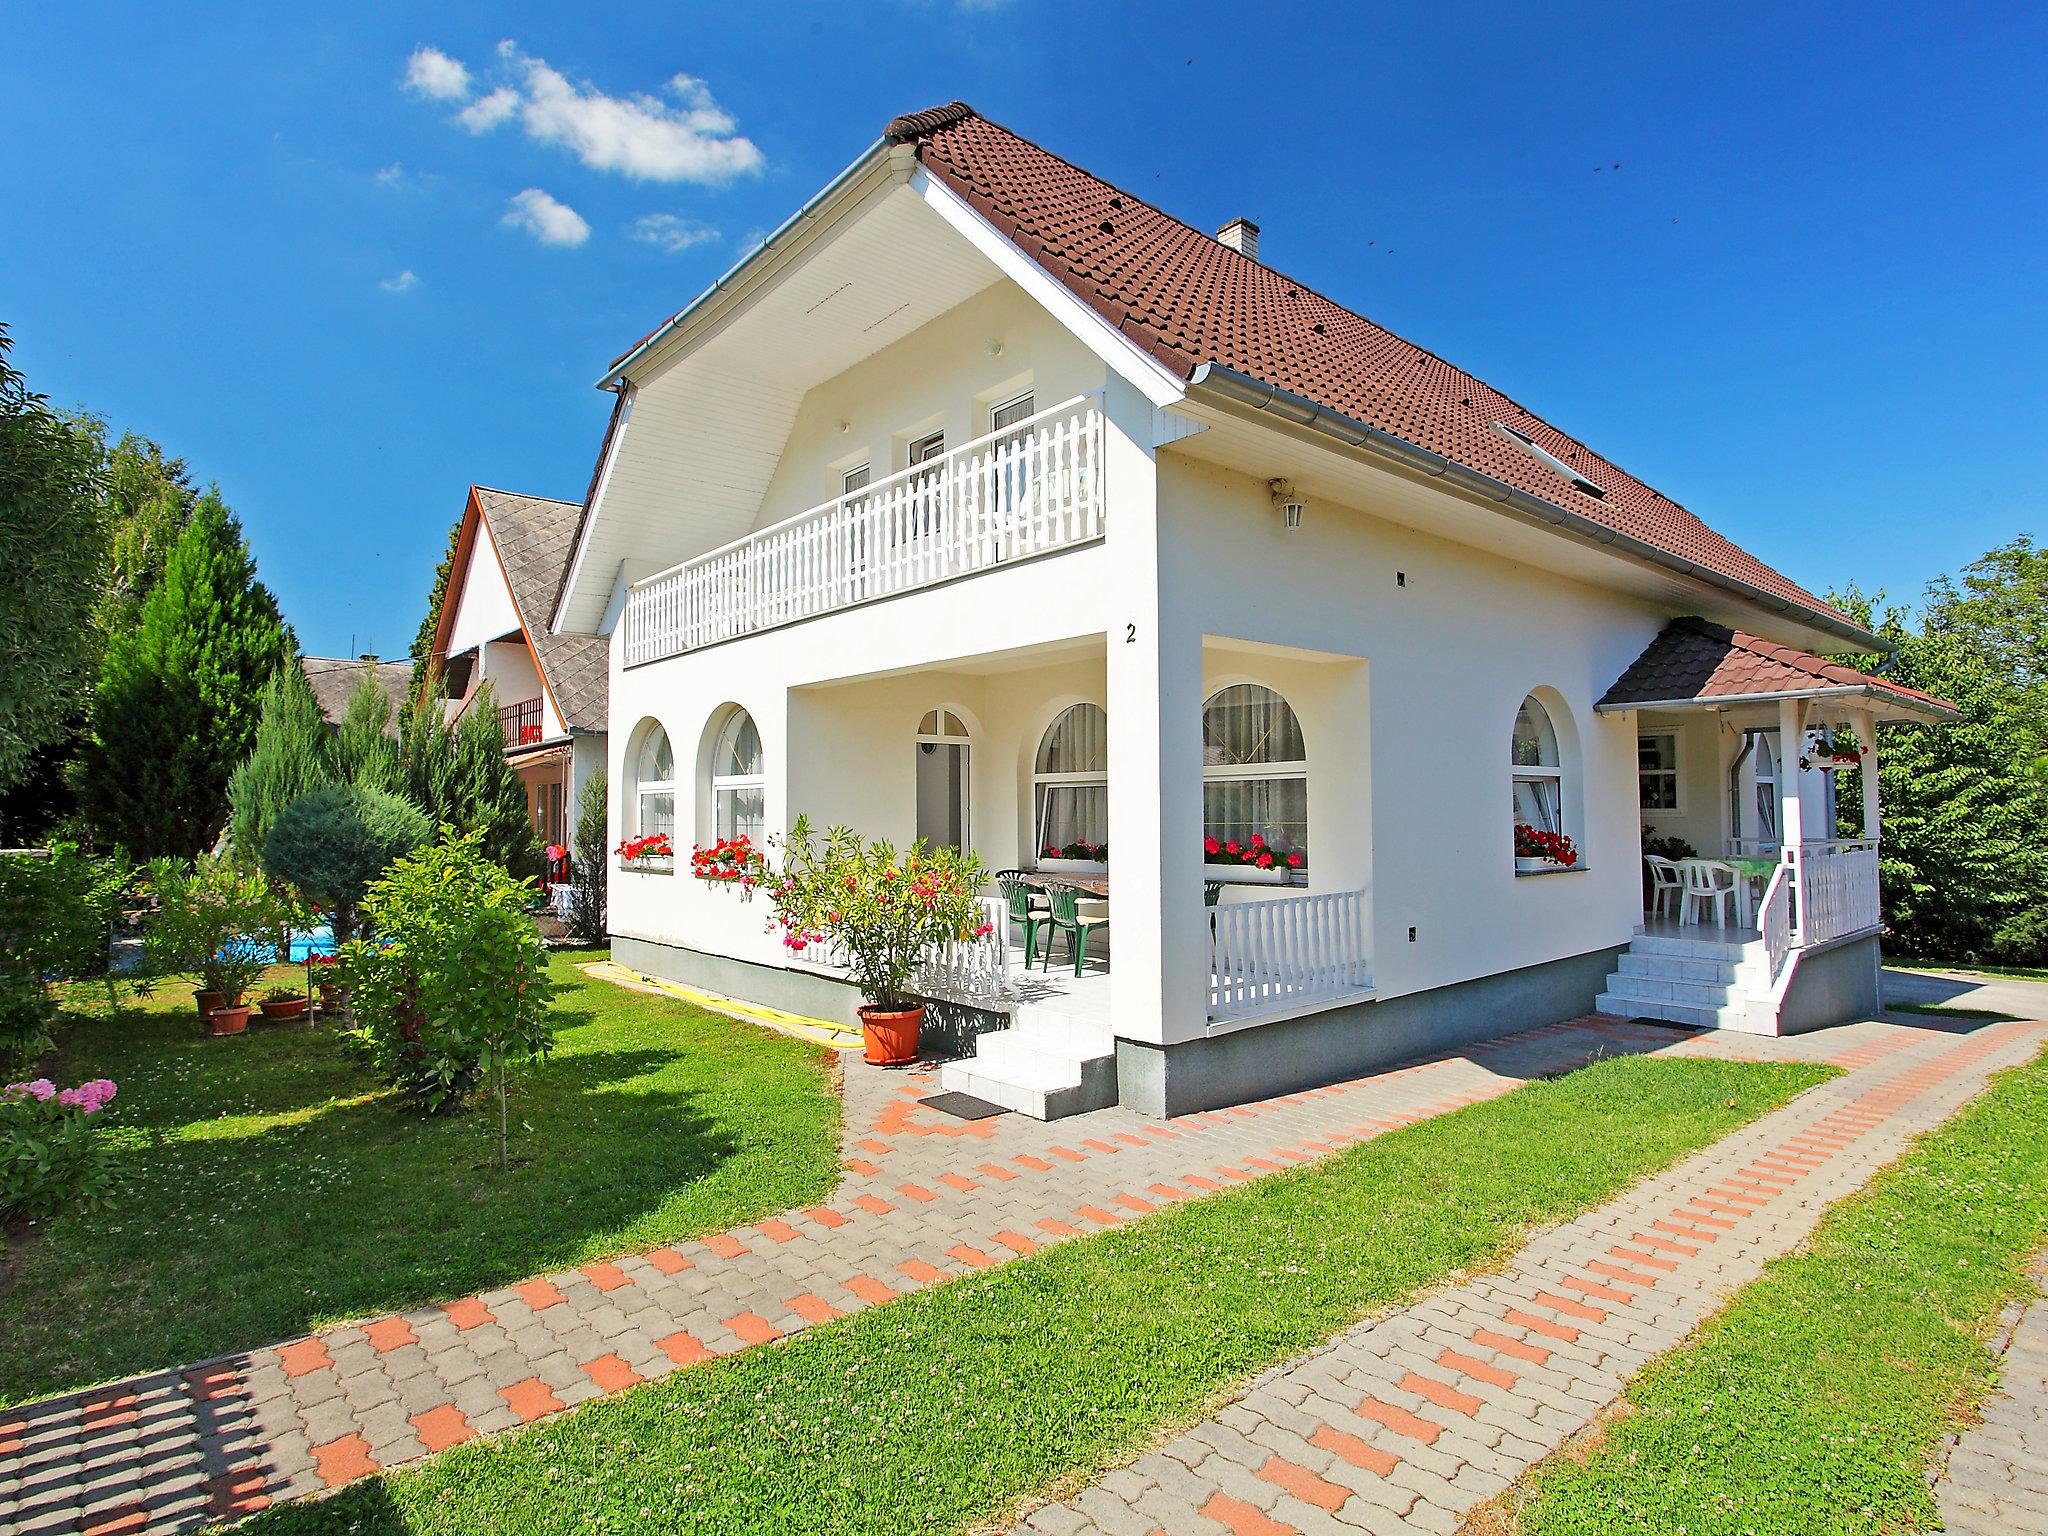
[4, 3, 2043, 657]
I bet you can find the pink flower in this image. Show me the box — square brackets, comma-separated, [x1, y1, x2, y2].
[1286, 853, 1303, 868]
[1255, 852, 1274, 868]
[1249, 834, 1265, 848]
[1204, 837, 1220, 855]
[1225, 841, 1240, 856]
[25, 1079, 54, 1101]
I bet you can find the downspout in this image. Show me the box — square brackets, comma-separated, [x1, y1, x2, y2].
[1184, 363, 1888, 655]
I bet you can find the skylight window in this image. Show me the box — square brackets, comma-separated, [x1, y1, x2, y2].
[1491, 421, 1606, 499]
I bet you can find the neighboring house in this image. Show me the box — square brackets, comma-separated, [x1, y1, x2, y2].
[301, 654, 411, 733]
[547, 102, 1953, 1119]
[430, 485, 609, 861]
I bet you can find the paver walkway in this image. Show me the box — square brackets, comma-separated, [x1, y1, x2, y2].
[1, 979, 2040, 1535]
[1007, 1009, 2048, 1535]
[1935, 1250, 2048, 1534]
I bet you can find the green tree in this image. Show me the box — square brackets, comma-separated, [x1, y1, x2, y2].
[399, 680, 461, 825]
[0, 324, 110, 790]
[1830, 562, 2048, 964]
[262, 783, 431, 944]
[228, 664, 334, 862]
[452, 683, 544, 880]
[71, 491, 291, 859]
[569, 768, 608, 944]
[432, 900, 557, 1166]
[332, 673, 402, 794]
[80, 421, 198, 638]
[408, 515, 463, 706]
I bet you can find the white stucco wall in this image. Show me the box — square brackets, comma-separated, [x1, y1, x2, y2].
[445, 528, 521, 657]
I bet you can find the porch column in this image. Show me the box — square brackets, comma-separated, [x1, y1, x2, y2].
[1858, 706, 1882, 844]
[1778, 696, 1808, 938]
[1103, 379, 1208, 1046]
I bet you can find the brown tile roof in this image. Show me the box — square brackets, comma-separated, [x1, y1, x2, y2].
[474, 487, 609, 733]
[887, 103, 1850, 631]
[1599, 618, 1955, 717]
[300, 656, 412, 731]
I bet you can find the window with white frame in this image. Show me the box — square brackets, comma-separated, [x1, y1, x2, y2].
[1034, 702, 1108, 859]
[991, 391, 1036, 518]
[631, 721, 675, 843]
[1638, 730, 1679, 811]
[1202, 684, 1307, 868]
[840, 462, 871, 497]
[1512, 695, 1565, 836]
[710, 709, 764, 843]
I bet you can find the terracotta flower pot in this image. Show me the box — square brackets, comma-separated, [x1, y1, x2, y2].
[260, 997, 308, 1021]
[208, 1004, 253, 1036]
[196, 989, 225, 1017]
[316, 982, 340, 1007]
[859, 1004, 925, 1066]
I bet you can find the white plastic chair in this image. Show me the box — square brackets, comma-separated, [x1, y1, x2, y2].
[1679, 860, 1737, 929]
[1643, 856, 1684, 921]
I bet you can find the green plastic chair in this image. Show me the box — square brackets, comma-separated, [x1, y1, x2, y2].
[998, 877, 1050, 969]
[1043, 883, 1110, 977]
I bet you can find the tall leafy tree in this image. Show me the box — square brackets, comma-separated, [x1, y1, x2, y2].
[453, 683, 544, 880]
[0, 324, 109, 790]
[1831, 561, 2048, 964]
[227, 663, 333, 861]
[71, 490, 291, 859]
[78, 419, 198, 637]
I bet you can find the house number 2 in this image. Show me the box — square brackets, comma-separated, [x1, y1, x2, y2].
[1126, 623, 1137, 643]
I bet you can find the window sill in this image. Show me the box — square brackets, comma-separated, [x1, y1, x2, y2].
[617, 858, 674, 875]
[1514, 864, 1588, 878]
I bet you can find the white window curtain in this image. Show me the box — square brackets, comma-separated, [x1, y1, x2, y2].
[1034, 702, 1108, 855]
[1201, 684, 1308, 862]
[711, 710, 764, 843]
[1511, 696, 1563, 836]
[634, 723, 675, 839]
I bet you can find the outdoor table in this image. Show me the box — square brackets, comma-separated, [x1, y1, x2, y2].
[1015, 872, 1109, 898]
[1678, 857, 1767, 927]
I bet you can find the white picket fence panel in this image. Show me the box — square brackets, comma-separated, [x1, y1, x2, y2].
[1798, 838, 1880, 948]
[625, 394, 1105, 666]
[1208, 888, 1373, 1028]
[807, 895, 1012, 1006]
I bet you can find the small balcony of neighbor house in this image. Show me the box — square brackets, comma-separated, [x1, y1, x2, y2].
[623, 394, 1104, 667]
[498, 696, 545, 747]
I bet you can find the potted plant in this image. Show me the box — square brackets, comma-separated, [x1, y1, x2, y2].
[1802, 730, 1862, 772]
[754, 817, 990, 1065]
[1036, 839, 1108, 874]
[259, 984, 307, 1021]
[1203, 835, 1302, 885]
[616, 832, 674, 872]
[308, 950, 347, 1012]
[1514, 823, 1580, 873]
[142, 857, 281, 1033]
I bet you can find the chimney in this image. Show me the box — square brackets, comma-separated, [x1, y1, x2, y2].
[359, 652, 379, 666]
[1217, 216, 1260, 260]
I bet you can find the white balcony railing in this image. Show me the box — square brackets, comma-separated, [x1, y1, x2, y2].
[1796, 837, 1881, 948]
[624, 394, 1105, 666]
[1208, 888, 1373, 1029]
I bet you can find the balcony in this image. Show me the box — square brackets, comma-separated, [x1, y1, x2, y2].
[499, 697, 545, 746]
[624, 393, 1105, 667]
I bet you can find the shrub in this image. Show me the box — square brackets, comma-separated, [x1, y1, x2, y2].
[569, 769, 608, 945]
[1, 1077, 120, 1247]
[346, 831, 543, 1114]
[0, 844, 129, 986]
[430, 901, 557, 1166]
[0, 971, 55, 1070]
[263, 782, 431, 943]
[758, 817, 990, 1009]
[143, 855, 281, 1003]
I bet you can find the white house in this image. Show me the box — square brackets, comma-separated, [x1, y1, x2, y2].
[547, 103, 1953, 1118]
[430, 485, 609, 864]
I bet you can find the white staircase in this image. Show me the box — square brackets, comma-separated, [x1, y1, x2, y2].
[937, 998, 1119, 1120]
[1595, 925, 1777, 1034]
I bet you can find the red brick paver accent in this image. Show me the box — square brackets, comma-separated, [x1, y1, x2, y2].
[408, 1403, 474, 1453]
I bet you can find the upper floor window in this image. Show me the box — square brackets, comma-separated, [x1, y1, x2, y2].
[710, 708, 765, 843]
[1202, 684, 1307, 868]
[841, 463, 871, 498]
[1035, 702, 1108, 859]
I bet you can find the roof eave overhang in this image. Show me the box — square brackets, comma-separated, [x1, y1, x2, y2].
[1184, 362, 1889, 656]
[1596, 684, 1958, 722]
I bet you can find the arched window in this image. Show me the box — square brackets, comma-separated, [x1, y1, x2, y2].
[916, 708, 970, 851]
[632, 722, 675, 840]
[1034, 703, 1108, 858]
[710, 709, 764, 842]
[1202, 684, 1307, 867]
[1511, 694, 1563, 837]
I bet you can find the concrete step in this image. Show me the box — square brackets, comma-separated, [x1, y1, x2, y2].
[1594, 989, 1751, 1031]
[1628, 929, 1763, 962]
[1601, 971, 1740, 1010]
[936, 1053, 1118, 1121]
[974, 1028, 1107, 1084]
[1004, 1003, 1115, 1056]
[1617, 950, 1744, 986]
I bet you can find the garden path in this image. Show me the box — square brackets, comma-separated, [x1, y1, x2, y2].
[1934, 1248, 2048, 1535]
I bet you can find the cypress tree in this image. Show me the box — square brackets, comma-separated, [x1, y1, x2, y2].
[408, 514, 462, 706]
[400, 678, 462, 826]
[71, 490, 290, 859]
[453, 682, 544, 880]
[227, 663, 334, 862]
[334, 673, 402, 794]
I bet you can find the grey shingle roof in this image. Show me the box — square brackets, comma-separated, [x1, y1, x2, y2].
[473, 487, 610, 733]
[300, 656, 412, 731]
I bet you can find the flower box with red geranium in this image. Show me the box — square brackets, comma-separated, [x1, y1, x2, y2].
[1036, 839, 1107, 874]
[1514, 823, 1580, 874]
[1204, 834, 1303, 885]
[689, 836, 765, 892]
[616, 833, 674, 872]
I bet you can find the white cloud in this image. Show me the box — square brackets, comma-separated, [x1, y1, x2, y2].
[404, 46, 472, 102]
[502, 188, 590, 247]
[380, 269, 420, 293]
[632, 213, 720, 253]
[375, 162, 405, 185]
[458, 86, 520, 132]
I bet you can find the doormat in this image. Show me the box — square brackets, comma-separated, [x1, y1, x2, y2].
[920, 1091, 1007, 1121]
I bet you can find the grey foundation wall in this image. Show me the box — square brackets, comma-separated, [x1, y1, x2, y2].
[1116, 945, 1626, 1118]
[1774, 933, 1883, 1036]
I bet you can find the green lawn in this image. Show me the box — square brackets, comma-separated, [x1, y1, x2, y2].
[239, 1053, 1831, 1536]
[1507, 1040, 2048, 1536]
[1891, 960, 2048, 983]
[0, 950, 840, 1407]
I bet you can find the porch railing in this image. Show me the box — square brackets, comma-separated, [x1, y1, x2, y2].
[907, 895, 1011, 1005]
[1798, 838, 1880, 947]
[498, 697, 544, 745]
[1758, 862, 1794, 983]
[1208, 888, 1373, 1029]
[624, 393, 1106, 666]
